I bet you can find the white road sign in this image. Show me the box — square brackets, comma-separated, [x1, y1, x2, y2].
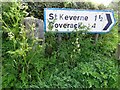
[44, 8, 116, 33]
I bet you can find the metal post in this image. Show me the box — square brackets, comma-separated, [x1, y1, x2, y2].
[116, 43, 120, 60]
[116, 5, 120, 59]
[57, 33, 62, 44]
[94, 34, 99, 45]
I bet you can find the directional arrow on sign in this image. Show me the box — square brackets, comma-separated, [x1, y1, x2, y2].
[103, 14, 112, 31]
[44, 8, 116, 33]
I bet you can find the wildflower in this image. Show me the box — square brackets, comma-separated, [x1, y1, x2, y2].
[73, 49, 75, 52]
[72, 42, 74, 44]
[8, 32, 14, 40]
[77, 44, 80, 48]
[75, 41, 79, 44]
[76, 38, 79, 41]
[78, 49, 81, 52]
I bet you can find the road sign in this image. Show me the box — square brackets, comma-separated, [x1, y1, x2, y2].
[44, 8, 116, 33]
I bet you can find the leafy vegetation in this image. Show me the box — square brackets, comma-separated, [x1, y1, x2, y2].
[1, 1, 119, 89]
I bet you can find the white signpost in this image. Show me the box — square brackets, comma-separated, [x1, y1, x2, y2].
[44, 8, 116, 33]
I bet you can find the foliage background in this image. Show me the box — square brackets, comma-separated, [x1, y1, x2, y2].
[1, 1, 119, 89]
